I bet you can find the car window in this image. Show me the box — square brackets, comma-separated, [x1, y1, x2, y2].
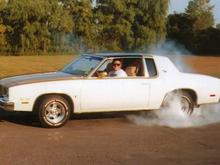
[92, 59, 112, 77]
[145, 58, 157, 77]
[93, 57, 145, 78]
[97, 59, 113, 72]
[61, 56, 102, 76]
[123, 58, 144, 77]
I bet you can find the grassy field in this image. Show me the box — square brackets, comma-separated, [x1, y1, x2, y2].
[184, 56, 220, 78]
[0, 55, 219, 78]
[0, 55, 75, 78]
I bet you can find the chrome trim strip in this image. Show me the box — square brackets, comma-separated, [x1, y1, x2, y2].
[0, 98, 14, 111]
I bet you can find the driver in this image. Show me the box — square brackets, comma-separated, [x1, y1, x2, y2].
[108, 59, 127, 77]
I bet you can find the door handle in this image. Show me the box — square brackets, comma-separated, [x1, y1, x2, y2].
[140, 83, 148, 85]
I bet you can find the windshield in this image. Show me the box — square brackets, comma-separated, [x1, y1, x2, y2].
[61, 56, 102, 76]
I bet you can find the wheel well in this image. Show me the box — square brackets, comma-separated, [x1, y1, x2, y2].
[33, 94, 74, 114]
[170, 89, 198, 106]
[183, 89, 197, 105]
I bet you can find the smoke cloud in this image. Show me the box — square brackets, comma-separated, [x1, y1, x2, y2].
[127, 95, 220, 128]
[148, 40, 193, 72]
[128, 41, 220, 128]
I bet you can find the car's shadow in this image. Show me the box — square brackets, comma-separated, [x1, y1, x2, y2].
[0, 108, 145, 128]
[0, 109, 41, 127]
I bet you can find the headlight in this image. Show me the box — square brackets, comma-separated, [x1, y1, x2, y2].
[0, 85, 8, 97]
[3, 87, 8, 97]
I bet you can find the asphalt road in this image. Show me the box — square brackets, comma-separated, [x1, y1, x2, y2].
[0, 110, 220, 165]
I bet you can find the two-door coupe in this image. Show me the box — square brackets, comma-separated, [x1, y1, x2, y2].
[0, 53, 220, 128]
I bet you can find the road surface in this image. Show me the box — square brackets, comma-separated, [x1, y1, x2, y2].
[0, 110, 220, 165]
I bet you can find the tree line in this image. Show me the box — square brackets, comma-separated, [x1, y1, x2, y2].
[167, 0, 220, 55]
[0, 0, 219, 55]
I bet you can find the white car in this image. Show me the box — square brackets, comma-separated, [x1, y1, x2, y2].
[0, 53, 220, 128]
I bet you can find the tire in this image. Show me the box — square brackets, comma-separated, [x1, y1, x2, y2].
[163, 91, 194, 115]
[38, 95, 71, 128]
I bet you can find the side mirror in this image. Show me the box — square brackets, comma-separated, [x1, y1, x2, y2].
[97, 71, 108, 78]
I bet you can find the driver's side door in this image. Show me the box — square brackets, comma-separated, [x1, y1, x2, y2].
[80, 58, 150, 112]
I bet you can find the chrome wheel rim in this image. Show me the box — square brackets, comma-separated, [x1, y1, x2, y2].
[44, 101, 67, 124]
[181, 96, 192, 115]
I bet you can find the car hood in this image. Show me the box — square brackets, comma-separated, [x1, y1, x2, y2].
[0, 72, 78, 88]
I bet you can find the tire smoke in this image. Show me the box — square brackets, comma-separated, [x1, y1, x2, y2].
[127, 94, 220, 128]
[147, 41, 194, 73]
[128, 41, 220, 128]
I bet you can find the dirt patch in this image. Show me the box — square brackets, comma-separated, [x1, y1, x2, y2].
[0, 55, 75, 78]
[184, 56, 220, 77]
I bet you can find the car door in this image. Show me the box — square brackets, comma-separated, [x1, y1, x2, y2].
[80, 78, 149, 112]
[80, 58, 150, 112]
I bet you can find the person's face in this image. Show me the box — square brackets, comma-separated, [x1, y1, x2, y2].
[112, 60, 122, 71]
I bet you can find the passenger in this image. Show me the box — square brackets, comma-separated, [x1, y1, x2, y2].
[108, 59, 127, 77]
[125, 59, 142, 77]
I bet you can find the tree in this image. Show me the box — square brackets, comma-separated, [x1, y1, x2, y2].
[1, 0, 72, 54]
[95, 0, 134, 51]
[0, 24, 7, 50]
[216, 23, 220, 29]
[62, 0, 97, 51]
[132, 0, 169, 50]
[95, 0, 169, 51]
[187, 27, 220, 55]
[167, 13, 194, 50]
[0, 0, 7, 51]
[167, 12, 220, 54]
[167, 0, 216, 54]
[0, 0, 171, 54]
[185, 0, 214, 31]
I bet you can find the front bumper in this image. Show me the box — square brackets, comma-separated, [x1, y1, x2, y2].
[0, 97, 14, 111]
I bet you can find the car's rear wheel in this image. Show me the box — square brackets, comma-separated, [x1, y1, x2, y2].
[38, 95, 71, 128]
[163, 91, 194, 115]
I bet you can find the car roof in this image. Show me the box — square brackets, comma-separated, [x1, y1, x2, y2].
[83, 53, 153, 58]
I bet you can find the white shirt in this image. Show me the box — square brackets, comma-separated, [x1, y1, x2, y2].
[108, 69, 127, 77]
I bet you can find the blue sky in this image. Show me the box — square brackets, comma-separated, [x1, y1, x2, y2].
[169, 0, 220, 24]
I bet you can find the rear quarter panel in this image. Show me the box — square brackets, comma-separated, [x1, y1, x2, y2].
[150, 56, 220, 108]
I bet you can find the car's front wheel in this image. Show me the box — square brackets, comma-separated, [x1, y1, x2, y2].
[38, 95, 71, 128]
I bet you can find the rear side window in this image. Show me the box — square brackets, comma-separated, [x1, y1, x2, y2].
[145, 58, 157, 77]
